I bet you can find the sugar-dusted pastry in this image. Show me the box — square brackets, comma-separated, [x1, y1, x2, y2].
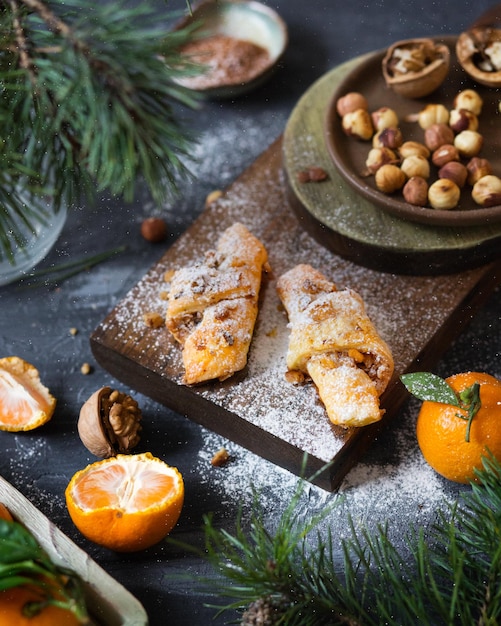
[165, 223, 269, 385]
[276, 264, 394, 428]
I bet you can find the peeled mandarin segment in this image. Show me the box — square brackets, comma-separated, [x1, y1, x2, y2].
[0, 357, 56, 432]
[72, 461, 178, 512]
[65, 452, 184, 552]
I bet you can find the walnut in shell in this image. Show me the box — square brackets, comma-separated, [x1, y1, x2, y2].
[78, 387, 142, 457]
[456, 27, 501, 87]
[382, 38, 450, 98]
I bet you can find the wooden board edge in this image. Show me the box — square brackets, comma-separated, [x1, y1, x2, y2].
[0, 476, 148, 626]
[89, 339, 339, 491]
[331, 258, 501, 487]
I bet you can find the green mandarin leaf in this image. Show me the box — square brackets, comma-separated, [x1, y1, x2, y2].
[400, 372, 460, 406]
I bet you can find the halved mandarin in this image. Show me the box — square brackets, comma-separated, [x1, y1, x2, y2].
[65, 452, 184, 552]
[0, 357, 56, 432]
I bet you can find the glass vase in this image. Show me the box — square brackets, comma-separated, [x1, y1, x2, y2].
[0, 196, 68, 287]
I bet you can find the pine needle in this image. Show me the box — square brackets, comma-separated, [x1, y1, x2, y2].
[17, 245, 126, 287]
[187, 455, 501, 625]
[0, 0, 200, 263]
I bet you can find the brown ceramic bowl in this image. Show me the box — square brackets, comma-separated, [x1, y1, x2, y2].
[324, 37, 501, 227]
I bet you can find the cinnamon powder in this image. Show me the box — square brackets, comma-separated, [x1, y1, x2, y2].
[179, 34, 271, 89]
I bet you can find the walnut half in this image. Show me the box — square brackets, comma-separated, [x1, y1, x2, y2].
[78, 386, 142, 458]
[382, 38, 450, 99]
[456, 27, 501, 88]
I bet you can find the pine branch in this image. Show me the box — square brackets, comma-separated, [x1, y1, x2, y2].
[0, 0, 199, 263]
[192, 456, 501, 625]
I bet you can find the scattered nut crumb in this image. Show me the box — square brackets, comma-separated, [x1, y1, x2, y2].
[143, 311, 164, 328]
[140, 217, 168, 243]
[163, 269, 175, 283]
[80, 362, 92, 375]
[285, 370, 305, 385]
[69, 327, 78, 336]
[297, 166, 329, 183]
[159, 290, 169, 301]
[205, 189, 223, 207]
[211, 447, 230, 467]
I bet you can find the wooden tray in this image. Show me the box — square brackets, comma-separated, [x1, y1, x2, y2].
[0, 476, 148, 626]
[90, 136, 501, 491]
[283, 50, 501, 274]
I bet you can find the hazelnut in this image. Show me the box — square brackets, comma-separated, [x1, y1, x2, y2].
[453, 89, 483, 116]
[424, 123, 454, 151]
[428, 178, 461, 210]
[297, 166, 329, 183]
[472, 175, 501, 207]
[466, 157, 493, 186]
[382, 38, 450, 98]
[371, 107, 399, 131]
[365, 147, 398, 174]
[399, 141, 430, 160]
[78, 386, 142, 458]
[336, 92, 369, 117]
[403, 176, 429, 206]
[448, 108, 479, 133]
[375, 163, 406, 193]
[372, 126, 403, 150]
[438, 162, 468, 188]
[400, 155, 430, 179]
[416, 103, 450, 129]
[431, 144, 460, 168]
[454, 130, 483, 158]
[141, 217, 168, 243]
[341, 108, 374, 140]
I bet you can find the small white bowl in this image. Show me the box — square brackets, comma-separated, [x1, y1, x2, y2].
[174, 0, 288, 98]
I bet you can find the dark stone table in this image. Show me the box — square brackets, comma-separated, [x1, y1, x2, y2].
[1, 1, 500, 623]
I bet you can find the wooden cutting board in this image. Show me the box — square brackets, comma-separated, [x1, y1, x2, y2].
[90, 134, 501, 491]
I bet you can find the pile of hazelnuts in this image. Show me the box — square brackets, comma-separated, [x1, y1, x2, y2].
[336, 89, 501, 210]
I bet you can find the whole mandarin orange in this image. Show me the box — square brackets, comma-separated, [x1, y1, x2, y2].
[0, 584, 79, 626]
[416, 372, 501, 483]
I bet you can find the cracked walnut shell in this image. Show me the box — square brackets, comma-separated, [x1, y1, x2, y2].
[456, 27, 501, 87]
[78, 386, 142, 458]
[382, 38, 450, 98]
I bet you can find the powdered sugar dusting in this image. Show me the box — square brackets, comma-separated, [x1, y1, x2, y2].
[195, 398, 455, 536]
[93, 107, 491, 491]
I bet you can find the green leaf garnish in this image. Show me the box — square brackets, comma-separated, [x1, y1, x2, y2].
[401, 372, 483, 444]
[0, 519, 90, 623]
[400, 372, 460, 406]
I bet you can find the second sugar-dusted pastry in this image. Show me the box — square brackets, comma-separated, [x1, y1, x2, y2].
[276, 264, 394, 428]
[165, 223, 269, 385]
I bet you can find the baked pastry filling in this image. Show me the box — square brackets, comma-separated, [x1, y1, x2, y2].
[277, 263, 394, 428]
[165, 223, 269, 385]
